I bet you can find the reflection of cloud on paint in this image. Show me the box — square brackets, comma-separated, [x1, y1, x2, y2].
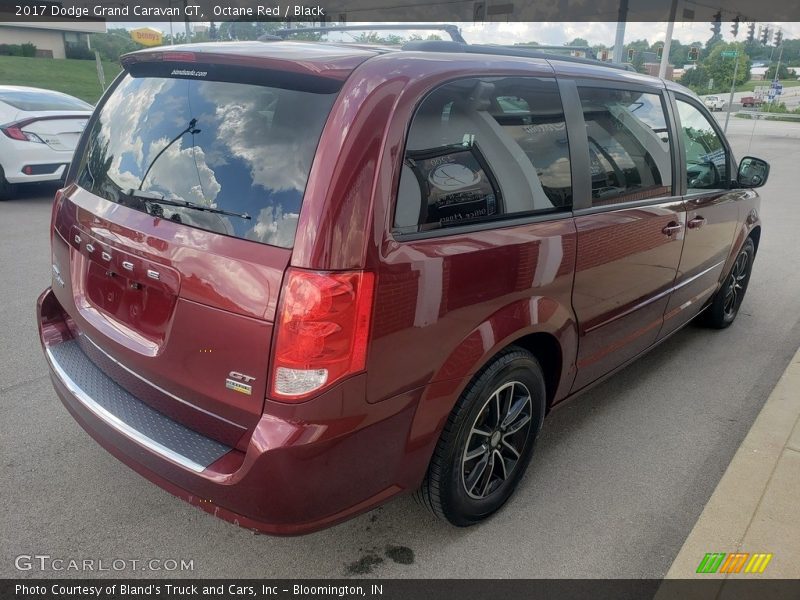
[143, 137, 221, 207]
[247, 205, 299, 248]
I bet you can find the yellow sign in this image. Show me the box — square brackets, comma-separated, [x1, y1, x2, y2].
[130, 28, 163, 47]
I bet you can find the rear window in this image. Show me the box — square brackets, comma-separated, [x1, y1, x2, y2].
[0, 90, 92, 112]
[76, 70, 338, 248]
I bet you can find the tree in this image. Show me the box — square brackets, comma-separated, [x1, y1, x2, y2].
[89, 28, 144, 62]
[217, 21, 285, 41]
[766, 63, 790, 80]
[702, 33, 723, 59]
[703, 42, 751, 91]
[680, 64, 709, 90]
[565, 37, 589, 47]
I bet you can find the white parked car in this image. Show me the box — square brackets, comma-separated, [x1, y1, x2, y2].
[703, 95, 726, 111]
[0, 86, 93, 200]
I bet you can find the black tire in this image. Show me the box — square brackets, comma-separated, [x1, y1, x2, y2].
[0, 166, 16, 201]
[415, 346, 546, 527]
[701, 237, 755, 329]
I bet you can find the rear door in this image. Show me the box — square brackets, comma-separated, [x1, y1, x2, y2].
[52, 58, 341, 446]
[659, 94, 740, 338]
[565, 81, 684, 391]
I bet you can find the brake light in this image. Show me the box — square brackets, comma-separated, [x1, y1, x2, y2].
[1, 122, 43, 143]
[271, 269, 375, 402]
[163, 51, 196, 62]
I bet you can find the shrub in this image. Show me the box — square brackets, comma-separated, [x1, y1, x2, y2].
[0, 44, 24, 56]
[65, 43, 94, 60]
[21, 42, 37, 57]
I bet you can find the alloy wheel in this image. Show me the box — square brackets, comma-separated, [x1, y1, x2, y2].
[723, 250, 750, 318]
[461, 381, 533, 500]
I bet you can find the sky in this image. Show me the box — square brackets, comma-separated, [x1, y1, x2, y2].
[114, 21, 800, 46]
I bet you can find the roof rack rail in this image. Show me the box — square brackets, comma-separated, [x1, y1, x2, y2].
[401, 41, 632, 71]
[502, 45, 598, 60]
[269, 23, 466, 43]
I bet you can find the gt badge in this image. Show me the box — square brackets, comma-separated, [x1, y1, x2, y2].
[226, 371, 255, 396]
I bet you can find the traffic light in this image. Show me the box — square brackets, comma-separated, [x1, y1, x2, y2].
[688, 47, 699, 61]
[711, 11, 721, 36]
[761, 26, 770, 45]
[656, 45, 663, 59]
[747, 22, 755, 42]
[731, 16, 740, 37]
[774, 30, 783, 46]
[627, 48, 634, 62]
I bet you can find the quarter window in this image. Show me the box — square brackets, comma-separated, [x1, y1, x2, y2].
[676, 99, 729, 191]
[394, 77, 572, 233]
[577, 87, 673, 206]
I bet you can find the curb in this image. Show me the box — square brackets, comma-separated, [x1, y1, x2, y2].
[657, 344, 800, 591]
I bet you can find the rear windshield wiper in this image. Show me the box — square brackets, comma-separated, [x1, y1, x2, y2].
[127, 189, 251, 220]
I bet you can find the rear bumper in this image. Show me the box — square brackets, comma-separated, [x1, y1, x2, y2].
[2, 140, 72, 183]
[37, 287, 420, 535]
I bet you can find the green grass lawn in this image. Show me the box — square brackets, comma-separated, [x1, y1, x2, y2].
[0, 55, 122, 105]
[734, 79, 800, 93]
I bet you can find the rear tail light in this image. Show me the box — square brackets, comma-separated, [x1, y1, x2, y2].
[1, 121, 44, 143]
[270, 268, 375, 402]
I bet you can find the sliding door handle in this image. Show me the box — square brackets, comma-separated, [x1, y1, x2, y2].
[688, 216, 707, 229]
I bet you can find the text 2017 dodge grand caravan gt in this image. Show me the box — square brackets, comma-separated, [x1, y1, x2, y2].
[38, 40, 768, 534]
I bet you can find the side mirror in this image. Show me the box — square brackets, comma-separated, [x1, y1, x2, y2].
[738, 156, 770, 188]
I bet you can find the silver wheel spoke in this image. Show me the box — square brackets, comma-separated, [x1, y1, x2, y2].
[463, 445, 486, 463]
[502, 393, 527, 428]
[505, 413, 531, 436]
[501, 438, 521, 460]
[471, 426, 491, 438]
[494, 449, 508, 480]
[479, 452, 496, 497]
[492, 391, 502, 428]
[465, 455, 489, 495]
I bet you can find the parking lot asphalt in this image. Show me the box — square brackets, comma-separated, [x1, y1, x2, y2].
[2, 117, 799, 579]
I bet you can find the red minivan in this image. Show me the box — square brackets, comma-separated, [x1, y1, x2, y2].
[38, 39, 768, 534]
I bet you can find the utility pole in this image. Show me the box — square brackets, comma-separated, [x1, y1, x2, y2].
[183, 0, 191, 43]
[723, 51, 739, 133]
[773, 36, 784, 84]
[612, 0, 629, 64]
[658, 0, 679, 78]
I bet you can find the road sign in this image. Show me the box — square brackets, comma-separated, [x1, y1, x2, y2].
[721, 50, 738, 58]
[708, 79, 714, 90]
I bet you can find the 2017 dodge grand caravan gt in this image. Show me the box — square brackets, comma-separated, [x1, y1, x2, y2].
[37, 40, 768, 534]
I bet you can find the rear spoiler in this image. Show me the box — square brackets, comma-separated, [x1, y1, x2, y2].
[120, 45, 370, 83]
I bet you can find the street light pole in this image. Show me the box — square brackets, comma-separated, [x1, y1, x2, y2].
[612, 0, 629, 64]
[724, 53, 739, 133]
[658, 0, 679, 79]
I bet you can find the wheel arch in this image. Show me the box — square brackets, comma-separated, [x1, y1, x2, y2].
[749, 225, 761, 254]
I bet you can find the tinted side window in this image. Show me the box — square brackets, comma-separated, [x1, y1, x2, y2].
[394, 77, 572, 233]
[577, 87, 673, 206]
[676, 99, 729, 191]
